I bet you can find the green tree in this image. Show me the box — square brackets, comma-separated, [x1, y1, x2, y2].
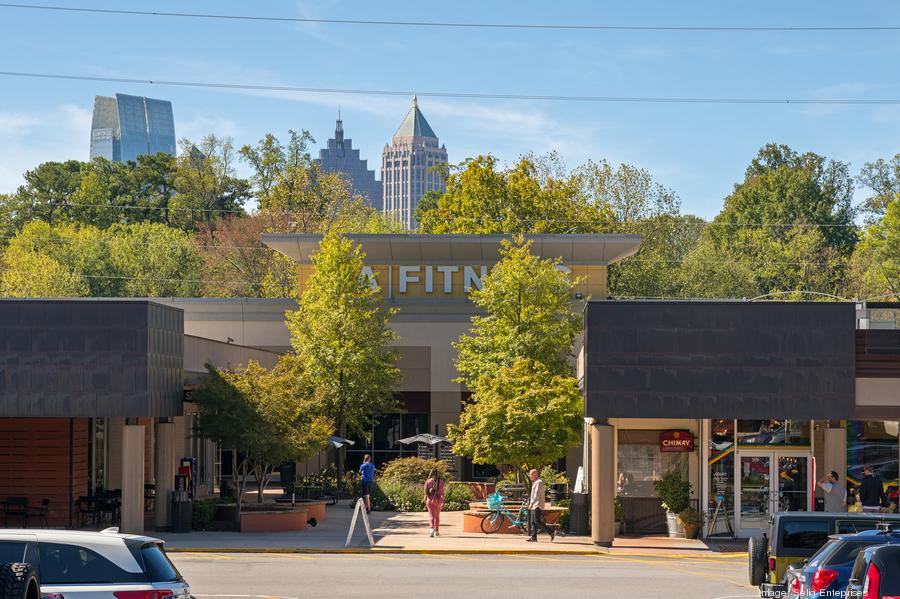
[8, 160, 83, 226]
[171, 135, 250, 230]
[454, 238, 581, 384]
[849, 197, 900, 300]
[858, 153, 900, 223]
[240, 130, 315, 206]
[679, 144, 857, 298]
[418, 154, 611, 234]
[284, 234, 401, 488]
[0, 250, 88, 297]
[192, 360, 332, 517]
[107, 222, 202, 296]
[449, 358, 582, 479]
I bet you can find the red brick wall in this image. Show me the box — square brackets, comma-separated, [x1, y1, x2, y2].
[0, 418, 89, 527]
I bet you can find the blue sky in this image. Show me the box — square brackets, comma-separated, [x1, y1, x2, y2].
[1, 1, 899, 218]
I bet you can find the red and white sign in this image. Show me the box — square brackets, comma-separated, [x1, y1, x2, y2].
[659, 430, 695, 452]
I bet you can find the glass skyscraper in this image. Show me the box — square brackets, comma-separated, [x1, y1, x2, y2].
[89, 93, 176, 163]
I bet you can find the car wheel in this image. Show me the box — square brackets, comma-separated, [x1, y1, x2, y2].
[748, 535, 768, 586]
[0, 563, 39, 599]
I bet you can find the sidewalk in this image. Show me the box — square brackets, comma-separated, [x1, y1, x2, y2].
[157, 508, 748, 556]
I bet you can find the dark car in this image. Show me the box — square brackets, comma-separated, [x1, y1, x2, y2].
[846, 543, 900, 599]
[752, 512, 900, 597]
[794, 529, 900, 598]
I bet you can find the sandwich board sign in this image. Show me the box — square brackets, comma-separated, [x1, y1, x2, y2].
[345, 498, 375, 548]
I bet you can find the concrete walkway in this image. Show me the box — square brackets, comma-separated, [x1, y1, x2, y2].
[156, 507, 747, 556]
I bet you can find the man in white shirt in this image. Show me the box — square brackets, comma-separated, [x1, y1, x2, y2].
[817, 470, 847, 512]
[526, 468, 555, 542]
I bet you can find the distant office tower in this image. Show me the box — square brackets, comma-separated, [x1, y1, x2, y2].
[89, 93, 176, 163]
[316, 113, 382, 210]
[381, 96, 447, 228]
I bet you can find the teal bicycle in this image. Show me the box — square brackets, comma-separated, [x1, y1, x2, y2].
[480, 492, 529, 534]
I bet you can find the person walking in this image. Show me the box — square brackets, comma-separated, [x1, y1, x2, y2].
[424, 468, 445, 538]
[359, 454, 375, 514]
[526, 468, 555, 542]
[817, 470, 847, 512]
[859, 465, 887, 513]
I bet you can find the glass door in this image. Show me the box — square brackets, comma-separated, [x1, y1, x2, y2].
[737, 451, 810, 535]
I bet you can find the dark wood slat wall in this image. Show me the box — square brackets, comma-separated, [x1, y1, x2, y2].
[856, 330, 900, 378]
[0, 418, 88, 527]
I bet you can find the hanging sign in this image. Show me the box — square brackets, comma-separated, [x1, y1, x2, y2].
[659, 430, 695, 452]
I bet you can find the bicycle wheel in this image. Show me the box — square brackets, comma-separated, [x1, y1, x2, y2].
[481, 511, 505, 534]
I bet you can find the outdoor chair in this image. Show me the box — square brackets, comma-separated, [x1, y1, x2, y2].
[27, 498, 50, 528]
[3, 497, 28, 527]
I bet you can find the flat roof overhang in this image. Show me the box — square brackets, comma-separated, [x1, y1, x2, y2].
[261, 233, 642, 266]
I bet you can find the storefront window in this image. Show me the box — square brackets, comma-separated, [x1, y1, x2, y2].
[737, 420, 810, 447]
[346, 412, 429, 470]
[847, 421, 899, 502]
[617, 431, 688, 497]
[708, 419, 734, 534]
[88, 418, 107, 493]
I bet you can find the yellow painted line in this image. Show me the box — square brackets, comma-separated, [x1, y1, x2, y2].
[601, 554, 754, 590]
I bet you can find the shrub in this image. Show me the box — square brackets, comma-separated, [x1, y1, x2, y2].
[614, 497, 624, 522]
[377, 480, 424, 511]
[381, 457, 448, 484]
[295, 464, 359, 497]
[654, 470, 691, 513]
[444, 482, 475, 511]
[192, 498, 218, 530]
[496, 466, 569, 494]
[678, 507, 703, 526]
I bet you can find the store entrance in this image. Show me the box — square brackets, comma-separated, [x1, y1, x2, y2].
[736, 450, 811, 536]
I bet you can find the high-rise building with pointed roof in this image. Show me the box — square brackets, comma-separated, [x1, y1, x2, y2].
[381, 96, 447, 228]
[316, 112, 382, 211]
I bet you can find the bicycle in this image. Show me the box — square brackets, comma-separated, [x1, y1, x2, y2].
[480, 492, 529, 534]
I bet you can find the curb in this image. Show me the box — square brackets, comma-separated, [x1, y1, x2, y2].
[166, 546, 749, 558]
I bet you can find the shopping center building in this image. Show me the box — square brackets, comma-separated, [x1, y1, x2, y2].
[1, 233, 898, 540]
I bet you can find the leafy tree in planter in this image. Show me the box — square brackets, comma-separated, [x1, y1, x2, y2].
[285, 234, 401, 492]
[192, 360, 332, 520]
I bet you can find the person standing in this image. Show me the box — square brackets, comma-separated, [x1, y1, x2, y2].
[424, 468, 445, 538]
[359, 454, 375, 514]
[817, 471, 847, 512]
[859, 465, 887, 513]
[526, 468, 555, 542]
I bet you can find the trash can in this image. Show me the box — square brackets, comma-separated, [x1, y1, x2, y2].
[171, 489, 192, 533]
[568, 492, 589, 535]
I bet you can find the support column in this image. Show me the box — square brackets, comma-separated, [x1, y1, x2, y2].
[154, 422, 176, 529]
[590, 420, 616, 547]
[120, 424, 145, 534]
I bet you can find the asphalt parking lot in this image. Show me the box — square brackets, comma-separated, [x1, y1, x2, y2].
[172, 551, 756, 599]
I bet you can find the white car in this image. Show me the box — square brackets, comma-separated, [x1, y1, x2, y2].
[0, 528, 190, 599]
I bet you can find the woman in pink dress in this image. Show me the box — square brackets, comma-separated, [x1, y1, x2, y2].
[424, 468, 445, 538]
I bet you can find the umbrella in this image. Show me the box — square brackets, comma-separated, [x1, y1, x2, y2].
[328, 435, 356, 449]
[398, 433, 451, 446]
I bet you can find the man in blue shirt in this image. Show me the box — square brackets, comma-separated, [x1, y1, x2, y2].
[359, 454, 375, 513]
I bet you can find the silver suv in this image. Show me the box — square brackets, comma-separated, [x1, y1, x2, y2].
[0, 529, 190, 599]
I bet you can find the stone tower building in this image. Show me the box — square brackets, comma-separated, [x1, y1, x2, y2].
[381, 96, 447, 228]
[316, 113, 382, 210]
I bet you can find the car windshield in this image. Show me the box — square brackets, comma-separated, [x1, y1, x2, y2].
[807, 539, 841, 569]
[824, 540, 885, 567]
[39, 542, 146, 585]
[140, 544, 181, 582]
[0, 542, 27, 564]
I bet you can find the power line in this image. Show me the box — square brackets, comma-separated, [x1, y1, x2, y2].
[3, 70, 900, 105]
[1, 3, 898, 32]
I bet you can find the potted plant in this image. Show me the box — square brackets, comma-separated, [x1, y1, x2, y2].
[654, 470, 692, 538]
[678, 507, 703, 539]
[614, 497, 624, 535]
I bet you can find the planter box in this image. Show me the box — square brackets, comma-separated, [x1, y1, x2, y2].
[240, 508, 309, 533]
[463, 507, 564, 534]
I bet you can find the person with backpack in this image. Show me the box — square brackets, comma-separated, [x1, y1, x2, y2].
[359, 454, 375, 514]
[859, 465, 887, 512]
[424, 468, 445, 538]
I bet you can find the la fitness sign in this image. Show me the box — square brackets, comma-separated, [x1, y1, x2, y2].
[659, 430, 695, 452]
[360, 264, 572, 296]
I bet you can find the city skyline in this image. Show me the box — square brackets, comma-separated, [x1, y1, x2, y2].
[315, 111, 383, 211]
